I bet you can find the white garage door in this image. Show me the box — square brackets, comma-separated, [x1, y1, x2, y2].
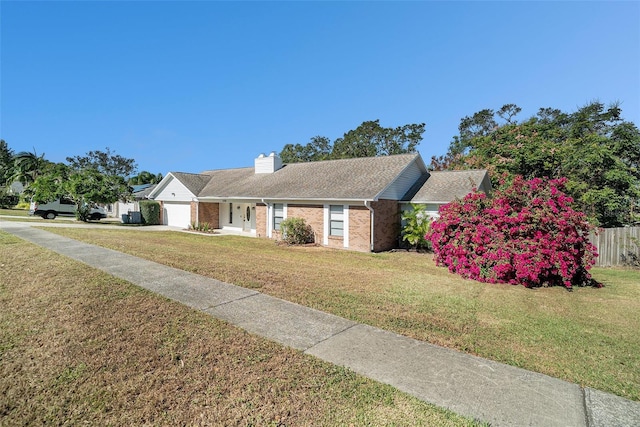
[163, 202, 191, 228]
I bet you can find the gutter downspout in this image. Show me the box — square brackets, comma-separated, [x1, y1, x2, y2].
[364, 200, 374, 252]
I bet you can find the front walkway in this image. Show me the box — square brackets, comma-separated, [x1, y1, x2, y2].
[1, 220, 639, 426]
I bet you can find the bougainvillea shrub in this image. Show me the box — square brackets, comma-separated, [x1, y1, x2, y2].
[427, 176, 599, 289]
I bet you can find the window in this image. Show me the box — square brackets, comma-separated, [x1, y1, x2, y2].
[273, 203, 283, 230]
[329, 205, 344, 236]
[229, 203, 233, 224]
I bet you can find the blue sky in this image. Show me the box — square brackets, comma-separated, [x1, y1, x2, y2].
[1, 1, 639, 176]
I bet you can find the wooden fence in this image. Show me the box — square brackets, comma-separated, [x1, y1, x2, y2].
[589, 227, 640, 267]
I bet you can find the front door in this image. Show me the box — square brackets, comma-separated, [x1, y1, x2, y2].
[243, 205, 252, 232]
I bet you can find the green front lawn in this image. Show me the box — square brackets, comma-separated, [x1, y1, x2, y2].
[1, 232, 482, 425]
[0, 208, 29, 216]
[36, 227, 640, 401]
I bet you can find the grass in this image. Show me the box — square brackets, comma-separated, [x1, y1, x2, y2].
[0, 208, 29, 216]
[0, 208, 78, 223]
[0, 232, 483, 426]
[37, 227, 640, 403]
[0, 211, 127, 225]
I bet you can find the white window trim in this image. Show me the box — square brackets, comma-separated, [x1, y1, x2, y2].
[268, 203, 286, 238]
[323, 205, 329, 245]
[343, 205, 349, 248]
[324, 204, 349, 248]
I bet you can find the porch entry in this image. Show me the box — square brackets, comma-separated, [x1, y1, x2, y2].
[222, 202, 256, 233]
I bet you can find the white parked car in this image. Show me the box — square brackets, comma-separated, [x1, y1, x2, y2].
[29, 198, 107, 220]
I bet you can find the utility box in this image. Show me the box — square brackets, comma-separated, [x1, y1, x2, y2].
[130, 211, 142, 224]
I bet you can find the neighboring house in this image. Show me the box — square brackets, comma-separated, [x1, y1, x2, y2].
[401, 169, 492, 218]
[106, 184, 157, 218]
[149, 152, 490, 252]
[9, 181, 24, 195]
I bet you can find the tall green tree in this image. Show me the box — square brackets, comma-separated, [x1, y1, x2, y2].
[66, 147, 137, 178]
[433, 102, 640, 227]
[0, 140, 14, 186]
[332, 120, 424, 159]
[0, 140, 17, 207]
[280, 136, 332, 163]
[279, 120, 425, 163]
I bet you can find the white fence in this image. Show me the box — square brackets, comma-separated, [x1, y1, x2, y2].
[589, 227, 640, 267]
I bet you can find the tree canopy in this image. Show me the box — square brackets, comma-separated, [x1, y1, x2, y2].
[0, 140, 14, 188]
[0, 140, 17, 207]
[432, 102, 640, 227]
[280, 136, 332, 163]
[129, 171, 163, 185]
[280, 120, 425, 163]
[29, 147, 136, 221]
[66, 147, 137, 178]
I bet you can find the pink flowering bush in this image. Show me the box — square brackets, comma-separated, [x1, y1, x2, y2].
[427, 176, 600, 289]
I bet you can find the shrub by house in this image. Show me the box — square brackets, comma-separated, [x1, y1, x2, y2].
[140, 200, 161, 225]
[280, 217, 314, 245]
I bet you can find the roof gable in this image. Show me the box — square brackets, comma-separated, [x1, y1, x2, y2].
[171, 172, 212, 195]
[406, 170, 491, 203]
[149, 172, 211, 201]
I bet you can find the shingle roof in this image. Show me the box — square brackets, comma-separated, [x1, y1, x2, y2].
[171, 172, 212, 195]
[406, 170, 489, 203]
[192, 153, 421, 201]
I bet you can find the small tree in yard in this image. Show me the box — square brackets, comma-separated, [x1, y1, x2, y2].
[401, 204, 432, 251]
[427, 176, 600, 289]
[67, 169, 129, 221]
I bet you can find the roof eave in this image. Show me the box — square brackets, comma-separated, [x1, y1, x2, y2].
[404, 200, 452, 204]
[196, 196, 373, 203]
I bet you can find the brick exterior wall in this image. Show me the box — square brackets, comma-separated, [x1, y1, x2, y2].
[158, 201, 164, 225]
[190, 201, 197, 226]
[285, 204, 375, 252]
[253, 201, 400, 252]
[197, 202, 219, 227]
[255, 204, 267, 238]
[287, 204, 324, 244]
[371, 199, 401, 252]
[325, 235, 343, 250]
[348, 205, 372, 252]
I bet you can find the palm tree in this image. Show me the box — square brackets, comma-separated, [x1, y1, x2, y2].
[129, 170, 163, 185]
[12, 149, 47, 186]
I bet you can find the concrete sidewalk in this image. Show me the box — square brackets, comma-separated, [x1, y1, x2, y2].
[2, 221, 639, 426]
